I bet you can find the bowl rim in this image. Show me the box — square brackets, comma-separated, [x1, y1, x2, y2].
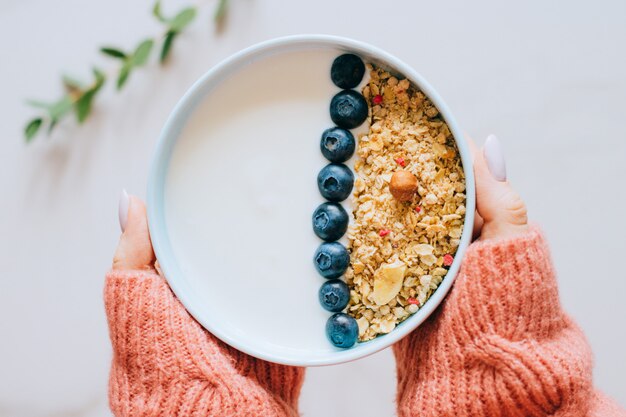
[147, 34, 476, 366]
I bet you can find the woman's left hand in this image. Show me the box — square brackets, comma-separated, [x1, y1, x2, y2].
[106, 193, 304, 417]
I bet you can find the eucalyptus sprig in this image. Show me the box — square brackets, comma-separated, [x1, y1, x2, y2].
[24, 68, 106, 142]
[24, 0, 229, 142]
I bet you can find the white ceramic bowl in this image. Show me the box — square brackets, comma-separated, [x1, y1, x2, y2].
[147, 34, 475, 366]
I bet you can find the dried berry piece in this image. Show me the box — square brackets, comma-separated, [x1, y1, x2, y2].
[394, 157, 406, 167]
[372, 94, 383, 105]
[379, 228, 391, 237]
[443, 254, 454, 267]
[407, 297, 420, 305]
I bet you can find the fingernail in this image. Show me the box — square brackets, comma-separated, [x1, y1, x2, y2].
[118, 189, 129, 232]
[483, 134, 507, 182]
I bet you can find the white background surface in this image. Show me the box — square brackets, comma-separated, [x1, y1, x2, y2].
[1, 0, 625, 416]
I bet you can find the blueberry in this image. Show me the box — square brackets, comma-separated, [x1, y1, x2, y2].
[330, 54, 365, 89]
[314, 242, 349, 279]
[320, 127, 355, 163]
[317, 164, 354, 202]
[330, 90, 368, 129]
[326, 313, 358, 348]
[319, 279, 350, 312]
[312, 202, 348, 241]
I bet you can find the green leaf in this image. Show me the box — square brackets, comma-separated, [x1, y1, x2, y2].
[24, 118, 43, 142]
[62, 74, 84, 91]
[100, 47, 127, 59]
[160, 31, 176, 63]
[131, 39, 154, 67]
[169, 7, 196, 32]
[74, 90, 97, 123]
[49, 96, 73, 121]
[117, 62, 132, 90]
[214, 0, 228, 23]
[73, 68, 106, 123]
[152, 0, 166, 22]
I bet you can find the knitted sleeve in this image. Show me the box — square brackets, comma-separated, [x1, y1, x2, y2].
[104, 269, 304, 417]
[393, 226, 626, 417]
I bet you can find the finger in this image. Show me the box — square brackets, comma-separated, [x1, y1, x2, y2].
[112, 191, 156, 270]
[474, 135, 528, 240]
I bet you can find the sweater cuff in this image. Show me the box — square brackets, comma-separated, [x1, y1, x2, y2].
[448, 224, 566, 343]
[106, 268, 161, 282]
[104, 268, 305, 416]
[104, 268, 166, 330]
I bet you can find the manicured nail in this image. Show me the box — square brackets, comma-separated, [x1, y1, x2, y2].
[118, 189, 129, 232]
[483, 134, 507, 182]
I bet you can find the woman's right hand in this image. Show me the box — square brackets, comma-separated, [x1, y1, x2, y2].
[393, 135, 599, 417]
[470, 134, 528, 241]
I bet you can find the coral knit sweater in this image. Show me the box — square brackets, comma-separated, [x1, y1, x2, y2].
[104, 226, 626, 416]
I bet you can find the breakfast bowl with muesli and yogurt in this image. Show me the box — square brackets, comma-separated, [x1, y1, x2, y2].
[147, 35, 475, 366]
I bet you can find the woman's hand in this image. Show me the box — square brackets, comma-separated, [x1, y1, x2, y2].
[105, 192, 304, 417]
[471, 134, 528, 240]
[392, 135, 602, 417]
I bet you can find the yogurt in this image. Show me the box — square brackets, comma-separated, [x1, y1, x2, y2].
[165, 48, 368, 353]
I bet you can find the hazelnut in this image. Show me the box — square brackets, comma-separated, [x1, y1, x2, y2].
[389, 170, 418, 202]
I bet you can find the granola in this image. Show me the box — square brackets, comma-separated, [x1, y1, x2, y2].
[346, 65, 466, 342]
